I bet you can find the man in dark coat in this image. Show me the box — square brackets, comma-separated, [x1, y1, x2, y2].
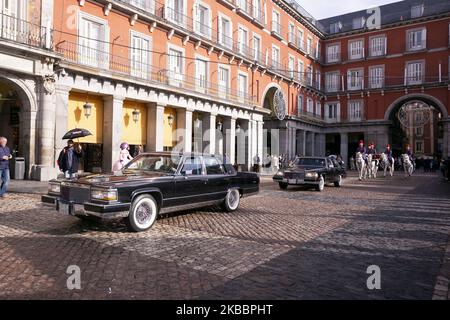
[385, 144, 393, 163]
[0, 137, 12, 199]
[58, 140, 83, 179]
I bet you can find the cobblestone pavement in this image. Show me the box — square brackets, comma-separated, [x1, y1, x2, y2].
[0, 173, 449, 299]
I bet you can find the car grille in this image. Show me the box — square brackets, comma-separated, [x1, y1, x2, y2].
[60, 183, 90, 203]
[284, 172, 305, 179]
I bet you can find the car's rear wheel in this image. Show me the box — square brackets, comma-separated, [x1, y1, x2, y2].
[222, 188, 240, 212]
[279, 182, 288, 190]
[334, 175, 343, 187]
[126, 195, 158, 232]
[315, 176, 325, 192]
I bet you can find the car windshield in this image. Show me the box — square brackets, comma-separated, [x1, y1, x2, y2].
[293, 158, 326, 167]
[124, 155, 181, 174]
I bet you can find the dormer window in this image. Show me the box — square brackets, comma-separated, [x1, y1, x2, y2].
[330, 22, 341, 34]
[353, 17, 365, 30]
[411, 4, 424, 18]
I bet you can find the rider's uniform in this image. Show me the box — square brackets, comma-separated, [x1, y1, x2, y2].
[356, 146, 368, 164]
[385, 149, 393, 162]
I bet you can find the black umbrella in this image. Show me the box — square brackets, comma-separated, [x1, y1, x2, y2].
[62, 128, 92, 140]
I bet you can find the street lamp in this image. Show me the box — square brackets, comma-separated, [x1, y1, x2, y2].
[132, 109, 140, 123]
[167, 114, 175, 127]
[83, 102, 92, 118]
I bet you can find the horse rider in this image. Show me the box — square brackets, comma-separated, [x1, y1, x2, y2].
[385, 144, 394, 164]
[367, 142, 377, 158]
[405, 144, 415, 170]
[356, 140, 368, 165]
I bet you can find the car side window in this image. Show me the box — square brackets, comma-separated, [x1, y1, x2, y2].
[328, 159, 335, 168]
[204, 156, 224, 175]
[180, 156, 203, 175]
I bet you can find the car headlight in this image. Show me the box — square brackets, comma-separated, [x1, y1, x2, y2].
[276, 171, 284, 176]
[90, 188, 118, 202]
[48, 182, 61, 195]
[305, 172, 319, 179]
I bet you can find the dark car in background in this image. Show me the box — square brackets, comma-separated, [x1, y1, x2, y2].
[42, 153, 259, 232]
[273, 156, 346, 192]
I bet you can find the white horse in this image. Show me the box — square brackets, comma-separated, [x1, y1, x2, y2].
[380, 153, 394, 177]
[364, 154, 377, 179]
[355, 152, 366, 181]
[402, 154, 414, 177]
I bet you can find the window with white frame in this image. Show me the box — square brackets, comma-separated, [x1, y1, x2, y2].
[411, 4, 424, 18]
[297, 59, 304, 81]
[415, 140, 424, 153]
[194, 2, 211, 38]
[288, 23, 295, 43]
[253, 34, 262, 62]
[297, 28, 304, 49]
[253, 0, 263, 22]
[369, 65, 384, 89]
[78, 13, 109, 68]
[330, 22, 341, 34]
[297, 95, 304, 115]
[166, 0, 186, 26]
[130, 0, 155, 12]
[272, 45, 280, 64]
[307, 98, 314, 113]
[307, 37, 313, 55]
[349, 39, 364, 60]
[272, 10, 280, 34]
[218, 14, 232, 49]
[237, 72, 248, 102]
[325, 72, 340, 92]
[348, 100, 363, 121]
[218, 65, 230, 98]
[406, 61, 424, 85]
[306, 65, 313, 86]
[407, 28, 426, 51]
[415, 126, 423, 137]
[347, 68, 364, 90]
[315, 101, 321, 116]
[288, 56, 295, 78]
[325, 102, 340, 122]
[195, 57, 208, 93]
[370, 35, 386, 57]
[352, 16, 365, 29]
[315, 70, 321, 89]
[168, 46, 184, 86]
[237, 26, 248, 56]
[130, 32, 151, 79]
[326, 43, 340, 63]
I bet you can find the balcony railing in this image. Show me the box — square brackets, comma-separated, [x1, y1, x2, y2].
[56, 40, 255, 106]
[297, 109, 323, 121]
[271, 20, 283, 39]
[0, 12, 52, 49]
[406, 40, 427, 52]
[326, 53, 341, 64]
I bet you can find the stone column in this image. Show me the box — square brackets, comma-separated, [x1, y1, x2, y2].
[311, 132, 315, 156]
[202, 113, 216, 155]
[35, 79, 57, 181]
[302, 130, 307, 156]
[251, 120, 257, 162]
[146, 103, 165, 152]
[223, 117, 236, 164]
[340, 132, 349, 165]
[103, 95, 124, 173]
[176, 108, 193, 153]
[257, 121, 264, 166]
[54, 85, 70, 166]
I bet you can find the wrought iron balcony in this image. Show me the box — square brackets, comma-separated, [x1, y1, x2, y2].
[0, 12, 52, 50]
[56, 40, 255, 107]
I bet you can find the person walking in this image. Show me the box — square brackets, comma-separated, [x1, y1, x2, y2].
[58, 140, 84, 179]
[0, 137, 12, 199]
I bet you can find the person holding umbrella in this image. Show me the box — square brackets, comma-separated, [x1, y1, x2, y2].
[58, 140, 84, 179]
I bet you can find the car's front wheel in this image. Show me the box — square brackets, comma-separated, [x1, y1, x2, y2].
[126, 194, 158, 232]
[315, 176, 325, 192]
[222, 188, 241, 212]
[334, 175, 343, 187]
[279, 182, 288, 190]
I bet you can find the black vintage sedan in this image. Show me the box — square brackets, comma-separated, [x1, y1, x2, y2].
[273, 156, 346, 192]
[42, 152, 259, 232]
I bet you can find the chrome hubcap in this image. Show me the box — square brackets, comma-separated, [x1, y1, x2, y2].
[228, 190, 239, 209]
[136, 203, 153, 225]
